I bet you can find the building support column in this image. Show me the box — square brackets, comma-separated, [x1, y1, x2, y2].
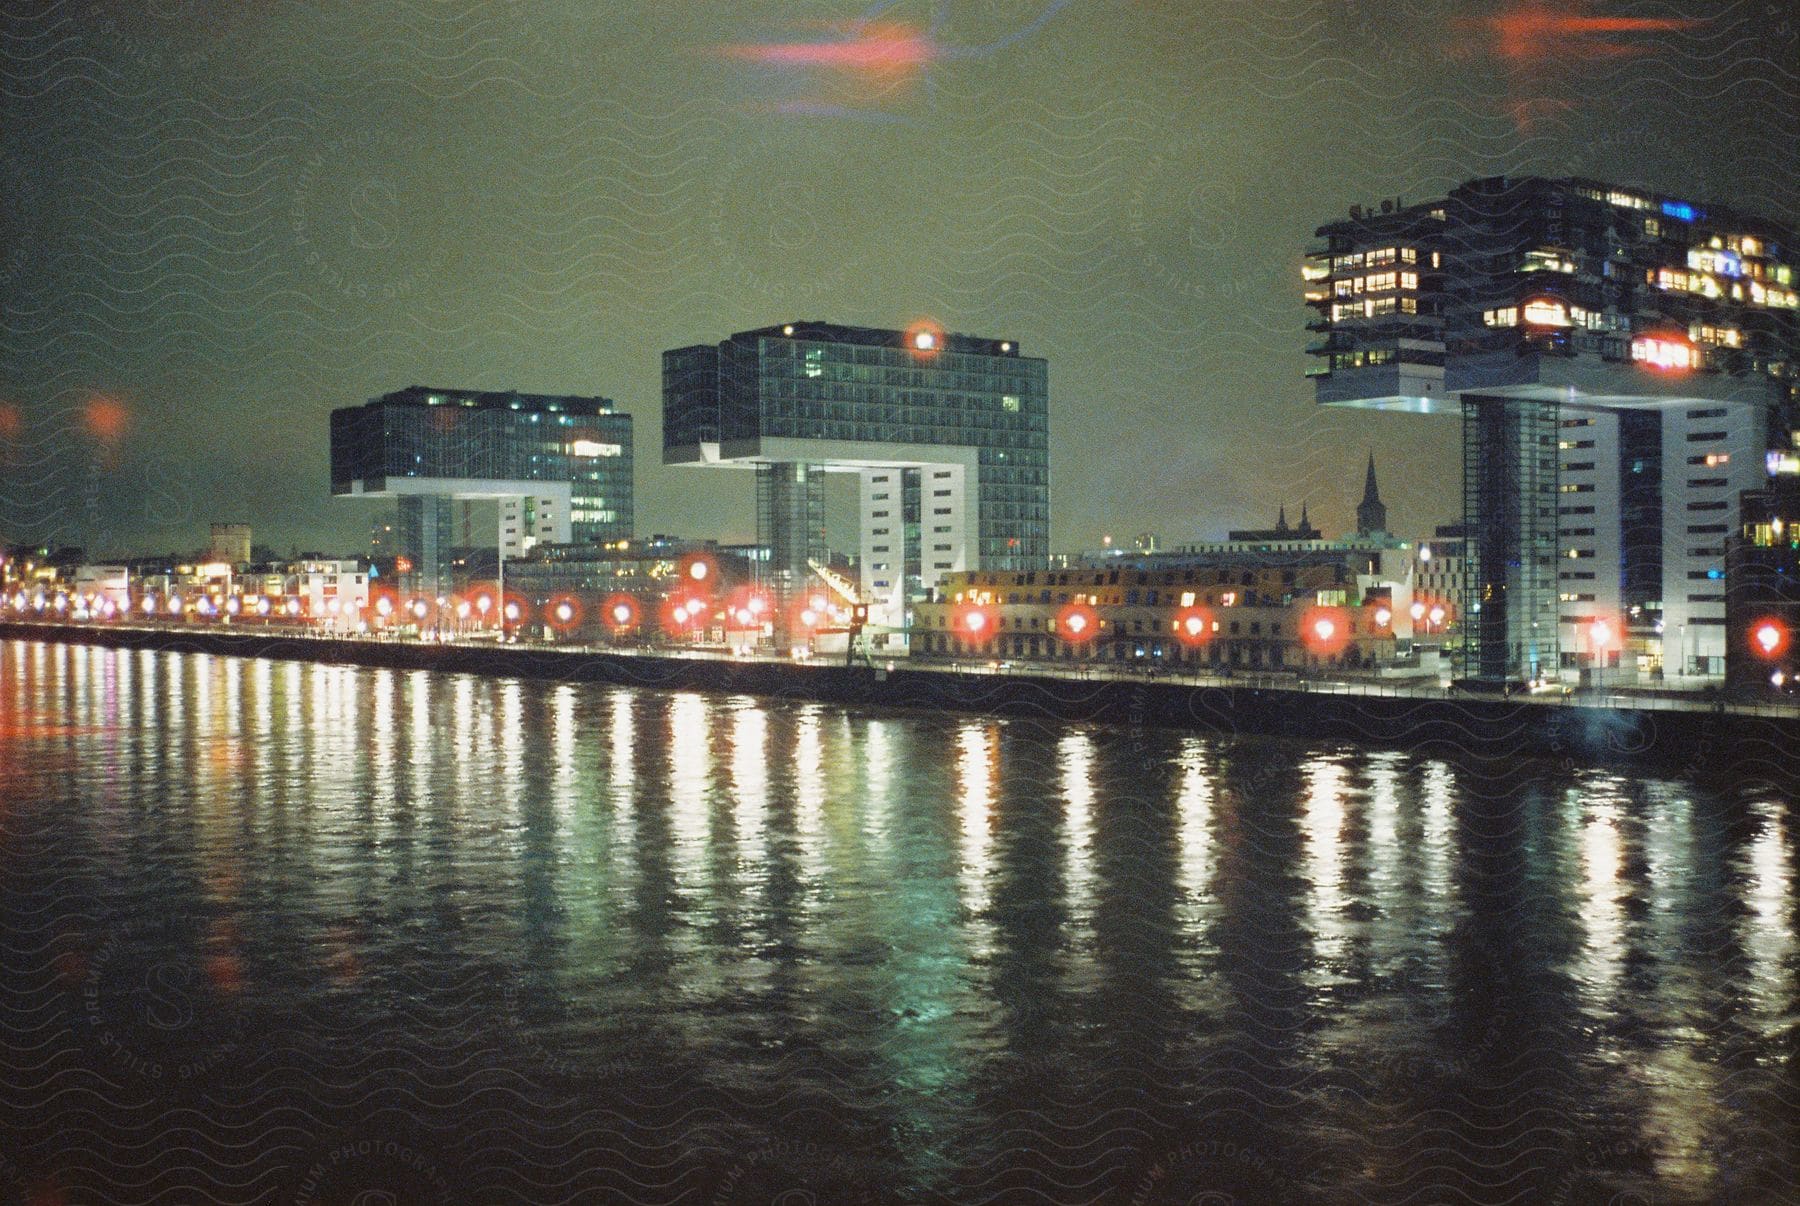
[756, 462, 826, 609]
[1461, 396, 1560, 683]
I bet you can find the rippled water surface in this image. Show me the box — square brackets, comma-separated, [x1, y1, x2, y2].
[1, 639, 1795, 1204]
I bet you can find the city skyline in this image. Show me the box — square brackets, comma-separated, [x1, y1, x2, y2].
[4, 3, 1797, 560]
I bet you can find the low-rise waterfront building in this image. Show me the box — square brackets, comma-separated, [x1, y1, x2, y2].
[912, 557, 1396, 674]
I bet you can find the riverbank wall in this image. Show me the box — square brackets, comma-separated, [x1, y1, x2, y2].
[4, 621, 1791, 779]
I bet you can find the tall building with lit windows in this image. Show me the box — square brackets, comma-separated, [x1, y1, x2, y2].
[330, 386, 633, 597]
[1305, 176, 1800, 682]
[663, 321, 1049, 631]
[1724, 465, 1800, 690]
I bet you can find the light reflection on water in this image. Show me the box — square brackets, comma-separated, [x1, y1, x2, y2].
[0, 640, 1795, 1205]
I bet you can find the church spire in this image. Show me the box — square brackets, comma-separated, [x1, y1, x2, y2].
[1276, 504, 1288, 533]
[1357, 452, 1388, 536]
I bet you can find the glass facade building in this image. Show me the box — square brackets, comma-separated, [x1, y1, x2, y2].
[1306, 177, 1800, 682]
[664, 322, 1049, 628]
[331, 385, 633, 596]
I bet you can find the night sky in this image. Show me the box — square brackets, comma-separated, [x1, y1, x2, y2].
[3, 1, 1796, 559]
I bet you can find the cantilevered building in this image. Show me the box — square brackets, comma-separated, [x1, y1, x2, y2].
[664, 321, 1049, 629]
[331, 386, 633, 597]
[1305, 177, 1800, 682]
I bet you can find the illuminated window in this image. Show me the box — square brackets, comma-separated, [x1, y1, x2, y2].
[1631, 334, 1701, 371]
[1522, 298, 1570, 327]
[1002, 395, 1021, 412]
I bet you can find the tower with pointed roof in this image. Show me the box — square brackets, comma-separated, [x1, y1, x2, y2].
[1356, 453, 1388, 537]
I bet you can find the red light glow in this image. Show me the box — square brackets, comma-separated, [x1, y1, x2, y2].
[83, 394, 130, 443]
[546, 595, 583, 630]
[603, 593, 639, 629]
[1473, 3, 1702, 65]
[660, 594, 707, 637]
[903, 319, 945, 357]
[719, 22, 940, 72]
[679, 553, 716, 589]
[1450, 2, 1705, 130]
[1057, 603, 1099, 642]
[1173, 606, 1214, 646]
[1302, 607, 1351, 655]
[953, 601, 996, 641]
[1749, 618, 1790, 660]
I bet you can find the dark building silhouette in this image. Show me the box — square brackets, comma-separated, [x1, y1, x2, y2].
[1356, 453, 1388, 537]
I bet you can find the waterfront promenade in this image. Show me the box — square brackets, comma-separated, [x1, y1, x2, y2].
[5, 619, 1795, 774]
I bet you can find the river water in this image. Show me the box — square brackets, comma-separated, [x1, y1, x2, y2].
[0, 639, 1794, 1204]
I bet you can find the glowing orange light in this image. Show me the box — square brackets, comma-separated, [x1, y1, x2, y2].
[1057, 602, 1099, 642]
[1452, 3, 1705, 131]
[603, 593, 639, 630]
[1303, 607, 1351, 655]
[1749, 618, 1790, 660]
[679, 553, 716, 590]
[1589, 618, 1614, 649]
[1373, 606, 1393, 628]
[1428, 605, 1446, 626]
[1174, 606, 1215, 646]
[718, 22, 940, 72]
[1410, 601, 1427, 622]
[83, 394, 129, 442]
[904, 319, 945, 358]
[546, 595, 582, 630]
[1474, 3, 1702, 64]
[1521, 296, 1570, 327]
[953, 601, 996, 641]
[1631, 332, 1700, 372]
[661, 593, 706, 637]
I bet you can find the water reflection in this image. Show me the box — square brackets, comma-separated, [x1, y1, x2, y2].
[0, 640, 1795, 1204]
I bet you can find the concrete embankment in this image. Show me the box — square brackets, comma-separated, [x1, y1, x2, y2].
[3, 621, 1792, 778]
